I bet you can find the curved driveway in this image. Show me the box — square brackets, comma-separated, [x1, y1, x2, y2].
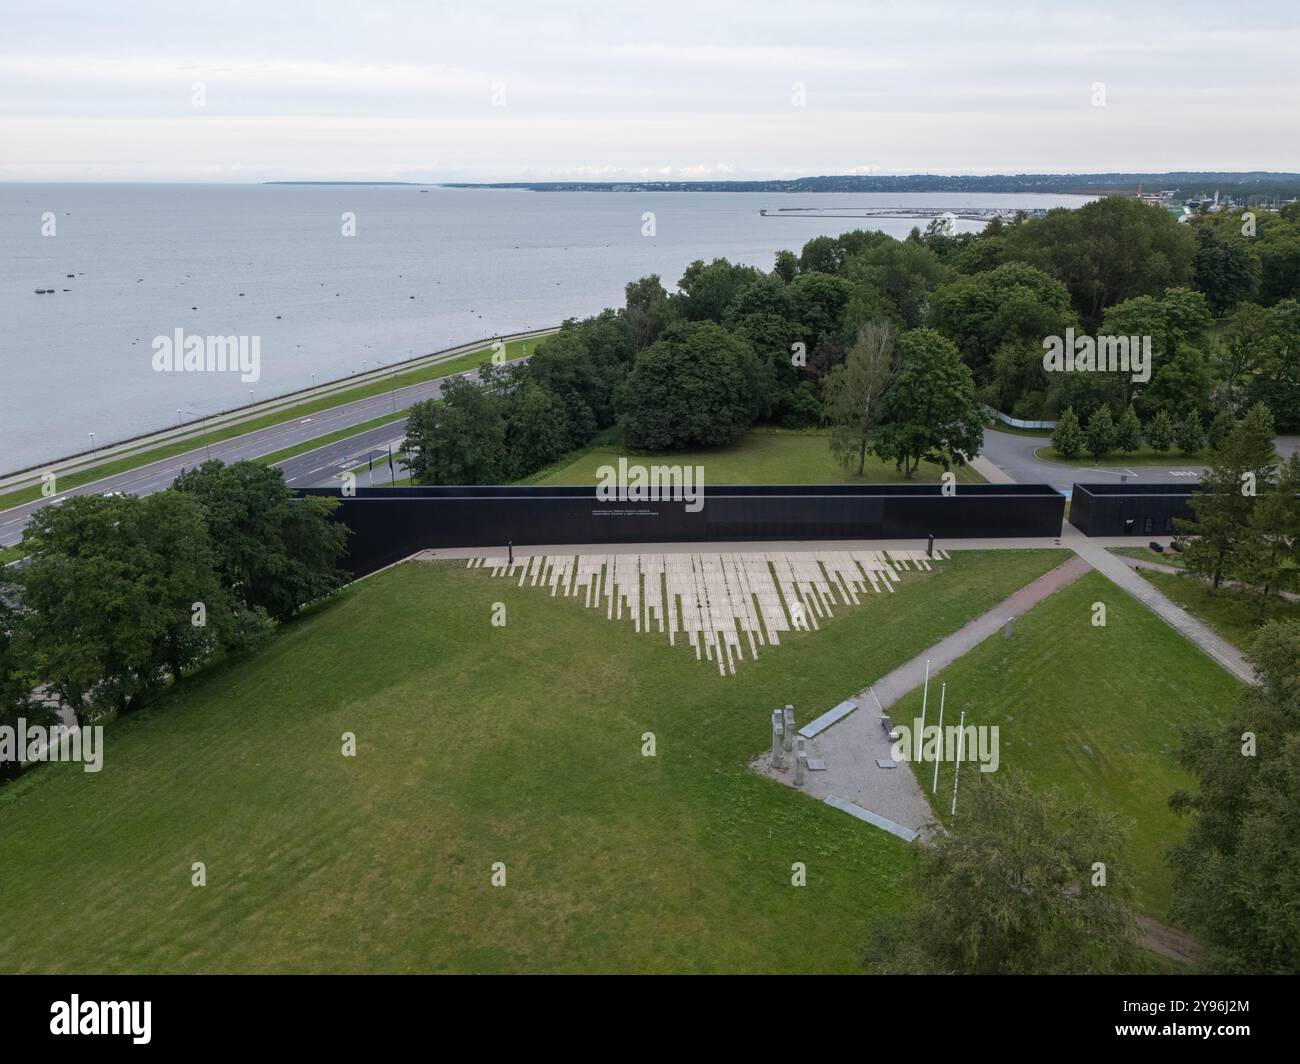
[981, 428, 1300, 491]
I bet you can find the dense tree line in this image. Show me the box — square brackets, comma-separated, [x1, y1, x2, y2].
[404, 196, 1296, 487]
[0, 462, 349, 752]
[1173, 404, 1300, 607]
[1170, 620, 1300, 972]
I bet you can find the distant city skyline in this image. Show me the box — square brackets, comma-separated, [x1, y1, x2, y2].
[3, 0, 1298, 182]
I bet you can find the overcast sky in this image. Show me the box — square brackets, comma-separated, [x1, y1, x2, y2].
[2, 0, 1297, 182]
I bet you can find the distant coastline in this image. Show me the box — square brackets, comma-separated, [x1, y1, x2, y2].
[433, 171, 1300, 199]
[258, 172, 1300, 201]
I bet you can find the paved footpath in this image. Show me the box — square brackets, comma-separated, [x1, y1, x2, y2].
[753, 556, 1092, 834]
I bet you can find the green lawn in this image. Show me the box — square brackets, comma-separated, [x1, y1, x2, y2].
[1135, 569, 1300, 652]
[893, 570, 1241, 918]
[1111, 546, 1185, 569]
[527, 430, 986, 486]
[0, 549, 1064, 973]
[0, 337, 543, 512]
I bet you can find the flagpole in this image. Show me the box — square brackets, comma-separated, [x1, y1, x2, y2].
[951, 710, 966, 815]
[918, 659, 931, 766]
[932, 683, 946, 795]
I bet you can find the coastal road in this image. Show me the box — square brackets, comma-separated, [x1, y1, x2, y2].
[980, 428, 1300, 492]
[0, 358, 513, 549]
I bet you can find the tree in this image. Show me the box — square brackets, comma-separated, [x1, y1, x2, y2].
[675, 258, 762, 323]
[863, 771, 1140, 974]
[1051, 406, 1086, 459]
[1207, 408, 1236, 450]
[772, 249, 799, 283]
[1177, 409, 1206, 455]
[928, 262, 1075, 390]
[841, 239, 948, 329]
[1176, 403, 1278, 590]
[137, 490, 234, 683]
[1169, 621, 1300, 973]
[798, 234, 844, 275]
[1146, 409, 1175, 453]
[825, 322, 899, 476]
[0, 600, 52, 781]
[789, 272, 852, 348]
[19, 495, 177, 721]
[504, 381, 572, 479]
[401, 375, 508, 485]
[872, 328, 984, 478]
[1002, 196, 1196, 328]
[618, 321, 760, 451]
[624, 275, 676, 349]
[173, 461, 349, 621]
[1194, 227, 1256, 314]
[1231, 454, 1300, 615]
[1085, 404, 1116, 460]
[1115, 405, 1144, 454]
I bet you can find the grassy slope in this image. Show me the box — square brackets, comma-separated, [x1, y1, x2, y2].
[528, 430, 986, 486]
[1135, 569, 1300, 652]
[0, 549, 1063, 973]
[894, 570, 1241, 917]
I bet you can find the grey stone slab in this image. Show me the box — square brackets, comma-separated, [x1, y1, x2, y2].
[797, 699, 858, 739]
[807, 759, 827, 771]
[874, 758, 897, 769]
[824, 794, 918, 842]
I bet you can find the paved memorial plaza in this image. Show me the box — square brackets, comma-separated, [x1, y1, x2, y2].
[468, 548, 950, 675]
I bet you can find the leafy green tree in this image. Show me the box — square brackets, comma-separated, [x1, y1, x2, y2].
[624, 275, 676, 349]
[1146, 409, 1175, 453]
[504, 381, 573, 479]
[798, 234, 844, 275]
[772, 249, 798, 283]
[1176, 409, 1206, 455]
[1194, 227, 1257, 314]
[675, 258, 762, 323]
[1207, 408, 1236, 450]
[137, 490, 235, 682]
[1231, 455, 1300, 614]
[1085, 404, 1116, 460]
[842, 239, 948, 329]
[1176, 403, 1278, 589]
[0, 600, 52, 781]
[401, 375, 508, 484]
[863, 771, 1140, 974]
[1243, 300, 1300, 432]
[1002, 196, 1196, 328]
[872, 328, 984, 478]
[618, 321, 760, 451]
[825, 322, 898, 476]
[928, 262, 1075, 388]
[1115, 405, 1144, 454]
[1051, 406, 1086, 459]
[1141, 344, 1213, 423]
[173, 461, 349, 621]
[1169, 621, 1300, 973]
[789, 272, 852, 348]
[1256, 237, 1300, 305]
[19, 495, 174, 722]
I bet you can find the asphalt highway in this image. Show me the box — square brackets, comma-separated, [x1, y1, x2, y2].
[0, 360, 500, 549]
